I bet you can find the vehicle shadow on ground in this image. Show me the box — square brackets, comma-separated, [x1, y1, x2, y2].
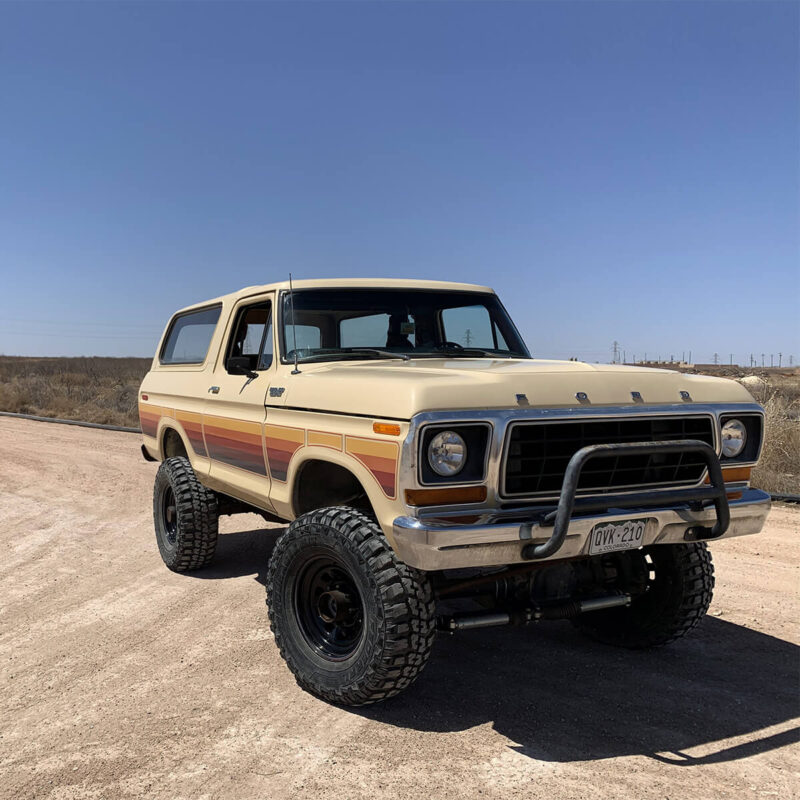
[184, 527, 799, 765]
[356, 617, 800, 765]
[187, 526, 285, 585]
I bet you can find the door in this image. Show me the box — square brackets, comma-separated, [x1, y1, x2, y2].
[203, 295, 275, 509]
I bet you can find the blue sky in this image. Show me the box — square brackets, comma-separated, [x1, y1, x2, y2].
[1, 0, 798, 364]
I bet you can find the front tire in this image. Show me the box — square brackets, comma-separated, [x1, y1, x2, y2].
[574, 542, 715, 648]
[153, 456, 219, 572]
[266, 507, 436, 706]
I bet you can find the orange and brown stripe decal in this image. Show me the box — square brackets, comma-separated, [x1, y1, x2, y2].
[307, 430, 343, 451]
[345, 436, 399, 499]
[175, 410, 207, 458]
[138, 403, 162, 438]
[265, 424, 305, 482]
[203, 416, 267, 476]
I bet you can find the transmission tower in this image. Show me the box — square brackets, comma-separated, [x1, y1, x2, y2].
[713, 353, 719, 365]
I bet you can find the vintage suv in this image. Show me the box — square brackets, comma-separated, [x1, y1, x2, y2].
[139, 279, 770, 705]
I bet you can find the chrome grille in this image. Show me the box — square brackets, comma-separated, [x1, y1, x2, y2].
[502, 415, 716, 497]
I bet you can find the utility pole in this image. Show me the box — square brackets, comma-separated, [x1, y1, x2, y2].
[623, 350, 627, 363]
[750, 353, 754, 368]
[688, 350, 692, 364]
[612, 341, 620, 364]
[761, 353, 765, 368]
[770, 354, 774, 367]
[779, 352, 782, 367]
[790, 355, 794, 366]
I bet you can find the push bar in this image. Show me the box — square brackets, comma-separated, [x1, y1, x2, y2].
[521, 439, 730, 560]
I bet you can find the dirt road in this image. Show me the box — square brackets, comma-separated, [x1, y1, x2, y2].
[1, 417, 797, 799]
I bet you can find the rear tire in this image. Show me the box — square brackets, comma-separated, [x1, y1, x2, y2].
[266, 507, 436, 706]
[153, 456, 219, 572]
[574, 542, 714, 648]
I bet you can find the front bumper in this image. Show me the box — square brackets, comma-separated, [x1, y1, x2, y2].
[392, 488, 771, 571]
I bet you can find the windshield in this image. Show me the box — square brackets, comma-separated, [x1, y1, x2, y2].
[280, 288, 530, 363]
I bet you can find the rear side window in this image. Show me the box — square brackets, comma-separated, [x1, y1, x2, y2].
[160, 305, 222, 364]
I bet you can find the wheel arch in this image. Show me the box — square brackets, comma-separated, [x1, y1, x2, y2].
[290, 454, 379, 519]
[159, 423, 191, 461]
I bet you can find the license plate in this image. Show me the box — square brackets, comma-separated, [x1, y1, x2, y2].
[589, 519, 647, 555]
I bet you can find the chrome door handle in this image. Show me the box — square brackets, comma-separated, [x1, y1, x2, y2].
[208, 386, 220, 394]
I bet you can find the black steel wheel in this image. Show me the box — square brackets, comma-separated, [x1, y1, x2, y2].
[266, 507, 436, 706]
[161, 485, 178, 547]
[153, 456, 219, 572]
[574, 542, 715, 648]
[294, 551, 365, 660]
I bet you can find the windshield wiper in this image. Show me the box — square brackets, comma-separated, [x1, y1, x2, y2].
[345, 348, 411, 361]
[414, 346, 504, 358]
[296, 348, 410, 363]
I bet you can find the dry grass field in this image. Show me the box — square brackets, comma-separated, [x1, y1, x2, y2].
[0, 356, 150, 428]
[0, 356, 797, 493]
[746, 377, 800, 494]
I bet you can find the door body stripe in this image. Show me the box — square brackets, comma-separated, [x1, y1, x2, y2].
[203, 416, 267, 476]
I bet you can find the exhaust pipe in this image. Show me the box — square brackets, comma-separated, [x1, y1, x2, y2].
[440, 594, 631, 632]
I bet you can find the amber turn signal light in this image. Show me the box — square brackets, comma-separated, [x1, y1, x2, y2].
[405, 486, 487, 507]
[705, 466, 752, 484]
[373, 422, 401, 436]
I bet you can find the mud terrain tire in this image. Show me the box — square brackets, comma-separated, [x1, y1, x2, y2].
[153, 456, 219, 572]
[266, 507, 436, 706]
[574, 542, 715, 648]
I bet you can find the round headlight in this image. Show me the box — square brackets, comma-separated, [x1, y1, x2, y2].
[428, 430, 466, 477]
[721, 419, 747, 458]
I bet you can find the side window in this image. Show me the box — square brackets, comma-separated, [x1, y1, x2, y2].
[226, 302, 273, 372]
[441, 305, 508, 350]
[161, 306, 222, 365]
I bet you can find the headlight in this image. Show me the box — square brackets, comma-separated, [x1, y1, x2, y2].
[721, 418, 747, 458]
[428, 430, 466, 477]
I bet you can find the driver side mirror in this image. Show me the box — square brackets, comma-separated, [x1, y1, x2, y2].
[227, 356, 258, 380]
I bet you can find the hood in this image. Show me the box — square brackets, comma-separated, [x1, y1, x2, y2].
[268, 358, 755, 419]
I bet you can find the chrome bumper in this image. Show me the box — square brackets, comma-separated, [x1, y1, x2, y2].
[392, 488, 771, 571]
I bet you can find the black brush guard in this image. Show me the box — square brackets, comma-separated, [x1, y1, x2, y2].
[520, 439, 730, 560]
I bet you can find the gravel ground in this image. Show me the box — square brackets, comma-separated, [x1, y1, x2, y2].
[1, 417, 798, 800]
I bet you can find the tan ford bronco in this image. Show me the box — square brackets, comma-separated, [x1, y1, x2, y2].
[139, 279, 770, 705]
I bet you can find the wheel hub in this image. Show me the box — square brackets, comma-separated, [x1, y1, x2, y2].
[317, 589, 355, 623]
